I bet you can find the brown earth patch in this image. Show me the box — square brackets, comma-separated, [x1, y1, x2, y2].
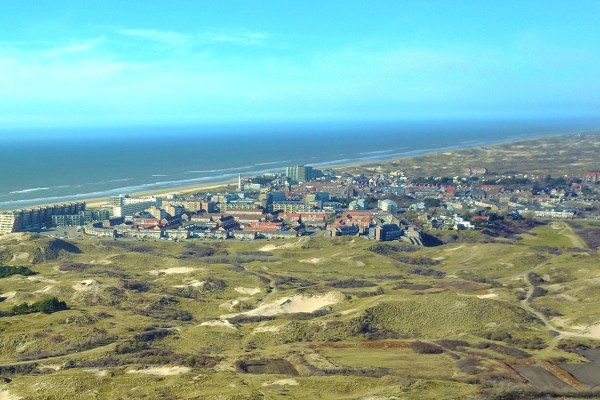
[239, 359, 298, 375]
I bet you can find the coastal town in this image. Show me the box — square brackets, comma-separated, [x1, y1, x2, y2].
[1, 162, 599, 243]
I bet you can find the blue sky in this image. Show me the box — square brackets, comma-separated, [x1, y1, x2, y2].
[1, 1, 599, 128]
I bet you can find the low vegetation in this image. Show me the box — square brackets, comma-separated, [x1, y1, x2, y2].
[0, 264, 36, 278]
[11, 297, 68, 315]
[0, 220, 597, 399]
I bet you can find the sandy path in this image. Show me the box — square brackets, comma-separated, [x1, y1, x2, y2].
[519, 266, 600, 345]
[559, 222, 586, 248]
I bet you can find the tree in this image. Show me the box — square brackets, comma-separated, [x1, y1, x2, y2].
[11, 297, 68, 315]
[423, 198, 441, 208]
[33, 297, 68, 314]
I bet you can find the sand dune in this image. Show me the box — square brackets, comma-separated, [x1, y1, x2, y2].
[223, 292, 344, 318]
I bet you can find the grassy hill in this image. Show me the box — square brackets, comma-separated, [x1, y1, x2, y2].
[0, 227, 599, 399]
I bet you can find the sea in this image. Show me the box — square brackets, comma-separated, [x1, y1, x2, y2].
[0, 118, 598, 211]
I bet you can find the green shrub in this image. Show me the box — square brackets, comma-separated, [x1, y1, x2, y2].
[0, 265, 37, 278]
[11, 297, 68, 315]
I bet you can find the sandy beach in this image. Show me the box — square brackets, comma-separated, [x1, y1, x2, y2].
[84, 180, 239, 209]
[68, 157, 395, 209]
[79, 154, 417, 209]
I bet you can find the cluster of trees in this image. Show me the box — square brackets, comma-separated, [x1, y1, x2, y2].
[12, 297, 68, 315]
[0, 265, 37, 278]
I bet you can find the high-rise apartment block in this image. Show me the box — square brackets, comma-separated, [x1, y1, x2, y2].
[111, 195, 161, 217]
[0, 202, 86, 234]
[285, 165, 313, 183]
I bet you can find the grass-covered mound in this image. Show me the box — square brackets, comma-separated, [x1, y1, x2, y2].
[358, 292, 544, 339]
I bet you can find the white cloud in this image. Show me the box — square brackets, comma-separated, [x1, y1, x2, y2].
[199, 31, 268, 46]
[117, 27, 268, 47]
[118, 29, 189, 45]
[44, 37, 105, 57]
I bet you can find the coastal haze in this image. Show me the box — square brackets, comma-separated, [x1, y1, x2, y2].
[2, 118, 598, 210]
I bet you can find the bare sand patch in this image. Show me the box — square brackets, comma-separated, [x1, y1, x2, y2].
[553, 319, 600, 339]
[85, 368, 109, 377]
[224, 292, 344, 318]
[304, 352, 338, 369]
[476, 293, 499, 299]
[10, 252, 29, 262]
[262, 379, 299, 386]
[72, 279, 97, 291]
[0, 291, 16, 300]
[90, 254, 121, 265]
[34, 286, 55, 294]
[89, 259, 113, 265]
[172, 279, 205, 288]
[219, 299, 240, 311]
[149, 267, 198, 276]
[214, 360, 237, 372]
[582, 323, 600, 340]
[234, 287, 261, 295]
[259, 238, 306, 252]
[0, 388, 22, 400]
[253, 323, 286, 334]
[127, 366, 190, 376]
[40, 364, 61, 372]
[551, 317, 571, 328]
[299, 257, 325, 265]
[26, 276, 58, 284]
[199, 320, 237, 330]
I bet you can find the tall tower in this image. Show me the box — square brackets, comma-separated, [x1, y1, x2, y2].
[238, 174, 243, 191]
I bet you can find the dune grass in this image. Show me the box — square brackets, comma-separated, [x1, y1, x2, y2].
[0, 229, 598, 398]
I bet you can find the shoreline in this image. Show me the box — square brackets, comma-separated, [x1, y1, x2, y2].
[59, 133, 571, 208]
[1, 130, 594, 212]
[84, 181, 239, 209]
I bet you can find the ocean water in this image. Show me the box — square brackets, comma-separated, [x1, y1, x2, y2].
[0, 119, 598, 210]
